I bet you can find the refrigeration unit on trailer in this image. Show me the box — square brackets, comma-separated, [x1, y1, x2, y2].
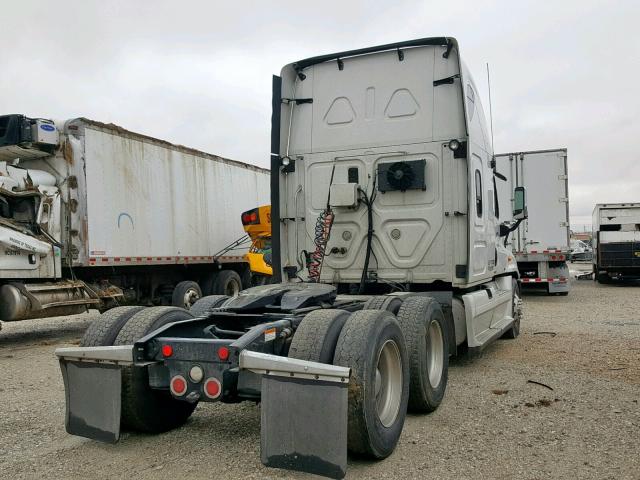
[495, 149, 570, 295]
[592, 203, 640, 283]
[0, 116, 270, 323]
[55, 37, 527, 479]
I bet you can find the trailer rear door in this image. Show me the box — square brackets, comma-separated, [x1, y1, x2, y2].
[496, 150, 569, 253]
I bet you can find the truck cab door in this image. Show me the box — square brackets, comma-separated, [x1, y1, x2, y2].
[38, 190, 62, 243]
[468, 153, 490, 283]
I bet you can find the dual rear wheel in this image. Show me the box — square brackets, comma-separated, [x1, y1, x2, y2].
[289, 296, 450, 458]
[80, 306, 198, 433]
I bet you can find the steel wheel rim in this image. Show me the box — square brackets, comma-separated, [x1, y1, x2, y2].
[375, 339, 403, 427]
[183, 288, 200, 308]
[427, 319, 444, 388]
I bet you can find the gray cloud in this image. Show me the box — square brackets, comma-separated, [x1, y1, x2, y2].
[2, 0, 638, 228]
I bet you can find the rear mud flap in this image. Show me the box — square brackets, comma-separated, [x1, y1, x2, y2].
[260, 375, 348, 479]
[59, 360, 122, 443]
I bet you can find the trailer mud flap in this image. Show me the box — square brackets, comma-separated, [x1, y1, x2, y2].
[239, 350, 350, 479]
[261, 376, 348, 479]
[59, 360, 122, 443]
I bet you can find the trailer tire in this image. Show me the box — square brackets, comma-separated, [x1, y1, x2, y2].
[363, 296, 403, 315]
[213, 270, 243, 296]
[80, 306, 145, 347]
[288, 309, 350, 363]
[395, 297, 449, 413]
[333, 310, 409, 459]
[503, 279, 522, 339]
[596, 272, 613, 284]
[115, 307, 197, 433]
[172, 281, 202, 309]
[189, 295, 230, 317]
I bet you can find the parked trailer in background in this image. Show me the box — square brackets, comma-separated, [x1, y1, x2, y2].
[495, 149, 570, 295]
[592, 203, 640, 283]
[0, 115, 270, 323]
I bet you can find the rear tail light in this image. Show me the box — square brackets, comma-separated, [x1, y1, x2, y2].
[204, 378, 221, 399]
[161, 344, 173, 358]
[170, 375, 187, 396]
[241, 208, 259, 225]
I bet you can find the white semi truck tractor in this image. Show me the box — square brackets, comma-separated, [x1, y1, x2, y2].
[0, 116, 270, 324]
[55, 37, 526, 479]
[495, 149, 571, 295]
[592, 203, 640, 283]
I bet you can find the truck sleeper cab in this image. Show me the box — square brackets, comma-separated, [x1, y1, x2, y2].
[56, 37, 525, 479]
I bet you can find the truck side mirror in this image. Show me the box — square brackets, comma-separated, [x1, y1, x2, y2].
[513, 186, 527, 220]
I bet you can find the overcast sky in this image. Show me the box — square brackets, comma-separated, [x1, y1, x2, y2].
[2, 0, 638, 228]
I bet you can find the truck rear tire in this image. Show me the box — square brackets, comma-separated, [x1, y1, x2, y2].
[80, 306, 145, 347]
[213, 270, 242, 296]
[114, 307, 197, 433]
[395, 297, 449, 413]
[288, 309, 350, 363]
[172, 281, 202, 309]
[363, 296, 403, 315]
[189, 295, 229, 317]
[333, 310, 409, 459]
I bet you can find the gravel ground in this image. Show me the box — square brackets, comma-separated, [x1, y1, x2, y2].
[1, 264, 638, 479]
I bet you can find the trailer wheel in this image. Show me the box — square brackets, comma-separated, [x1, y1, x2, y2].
[394, 297, 449, 413]
[80, 306, 145, 347]
[213, 270, 243, 296]
[189, 295, 229, 317]
[333, 310, 409, 459]
[115, 307, 197, 433]
[288, 309, 350, 363]
[363, 296, 403, 315]
[172, 281, 202, 309]
[596, 272, 613, 284]
[503, 279, 522, 339]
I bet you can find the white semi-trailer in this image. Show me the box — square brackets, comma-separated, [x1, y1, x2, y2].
[0, 116, 270, 322]
[495, 149, 570, 295]
[592, 203, 640, 283]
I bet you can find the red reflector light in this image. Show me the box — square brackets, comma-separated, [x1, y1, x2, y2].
[204, 378, 221, 399]
[217, 346, 230, 361]
[170, 375, 187, 396]
[162, 345, 173, 357]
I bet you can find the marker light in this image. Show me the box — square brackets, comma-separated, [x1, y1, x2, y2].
[161, 345, 173, 358]
[217, 346, 230, 361]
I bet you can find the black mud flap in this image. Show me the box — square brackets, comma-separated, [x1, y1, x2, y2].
[59, 360, 122, 443]
[260, 375, 348, 479]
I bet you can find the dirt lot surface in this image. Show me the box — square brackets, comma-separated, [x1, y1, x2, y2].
[1, 264, 638, 479]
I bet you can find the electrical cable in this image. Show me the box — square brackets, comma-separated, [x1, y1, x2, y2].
[358, 175, 377, 294]
[306, 165, 336, 282]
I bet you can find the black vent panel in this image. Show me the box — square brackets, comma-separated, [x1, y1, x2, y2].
[377, 159, 426, 193]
